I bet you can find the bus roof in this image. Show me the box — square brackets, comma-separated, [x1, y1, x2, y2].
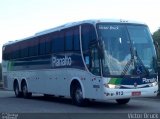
[3, 19, 146, 46]
[35, 19, 146, 36]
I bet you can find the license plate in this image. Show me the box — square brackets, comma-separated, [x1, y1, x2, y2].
[132, 91, 141, 96]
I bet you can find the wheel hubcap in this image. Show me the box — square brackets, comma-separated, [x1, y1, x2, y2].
[23, 85, 27, 96]
[75, 88, 83, 103]
[15, 86, 19, 95]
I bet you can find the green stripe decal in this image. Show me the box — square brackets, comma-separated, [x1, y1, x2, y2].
[109, 78, 123, 85]
[7, 61, 14, 71]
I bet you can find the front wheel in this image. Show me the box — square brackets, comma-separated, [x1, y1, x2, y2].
[71, 84, 87, 106]
[116, 98, 130, 105]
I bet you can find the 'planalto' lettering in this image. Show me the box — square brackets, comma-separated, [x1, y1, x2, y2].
[52, 55, 72, 67]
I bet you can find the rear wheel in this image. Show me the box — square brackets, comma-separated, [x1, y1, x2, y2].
[21, 82, 32, 98]
[116, 98, 130, 105]
[14, 82, 22, 97]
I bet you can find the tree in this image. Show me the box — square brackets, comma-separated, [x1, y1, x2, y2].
[152, 28, 160, 91]
[153, 28, 160, 45]
[152, 28, 160, 63]
[0, 63, 2, 81]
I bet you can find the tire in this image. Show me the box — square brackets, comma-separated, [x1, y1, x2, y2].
[14, 82, 22, 98]
[71, 84, 87, 106]
[21, 82, 32, 98]
[116, 98, 130, 105]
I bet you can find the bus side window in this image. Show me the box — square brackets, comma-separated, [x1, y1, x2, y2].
[52, 31, 64, 53]
[81, 24, 97, 51]
[65, 29, 73, 51]
[45, 35, 52, 54]
[39, 37, 46, 55]
[82, 24, 98, 73]
[28, 38, 37, 57]
[73, 27, 80, 51]
[82, 24, 90, 51]
[20, 41, 28, 59]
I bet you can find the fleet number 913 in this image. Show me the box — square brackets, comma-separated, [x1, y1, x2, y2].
[116, 91, 124, 96]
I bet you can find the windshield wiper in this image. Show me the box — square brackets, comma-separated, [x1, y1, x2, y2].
[121, 48, 150, 76]
[121, 48, 134, 76]
[134, 50, 150, 76]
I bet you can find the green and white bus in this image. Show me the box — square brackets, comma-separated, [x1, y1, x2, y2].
[2, 19, 158, 106]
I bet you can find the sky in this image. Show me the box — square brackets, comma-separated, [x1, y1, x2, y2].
[0, 0, 160, 62]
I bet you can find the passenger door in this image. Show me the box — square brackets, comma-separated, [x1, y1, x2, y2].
[89, 43, 101, 76]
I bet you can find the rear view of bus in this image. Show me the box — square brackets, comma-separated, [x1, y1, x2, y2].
[95, 20, 158, 104]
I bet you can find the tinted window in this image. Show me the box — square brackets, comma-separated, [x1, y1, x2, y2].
[39, 37, 46, 55]
[28, 38, 38, 56]
[2, 46, 6, 60]
[82, 24, 96, 51]
[9, 45, 15, 59]
[52, 32, 58, 53]
[52, 31, 64, 53]
[12, 43, 20, 59]
[73, 27, 80, 51]
[20, 41, 28, 58]
[3, 47, 12, 60]
[46, 36, 52, 54]
[21, 48, 28, 58]
[65, 29, 73, 51]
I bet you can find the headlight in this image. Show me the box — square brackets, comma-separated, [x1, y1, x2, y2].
[149, 82, 158, 87]
[105, 84, 120, 89]
[151, 82, 158, 87]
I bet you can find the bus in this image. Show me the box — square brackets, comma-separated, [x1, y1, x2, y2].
[2, 19, 158, 106]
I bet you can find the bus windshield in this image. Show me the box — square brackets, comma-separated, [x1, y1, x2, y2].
[97, 23, 157, 77]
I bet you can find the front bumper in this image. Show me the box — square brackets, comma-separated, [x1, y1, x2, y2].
[102, 85, 158, 100]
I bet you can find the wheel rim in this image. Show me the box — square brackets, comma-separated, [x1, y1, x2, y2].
[22, 85, 27, 96]
[15, 85, 19, 96]
[75, 88, 83, 103]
